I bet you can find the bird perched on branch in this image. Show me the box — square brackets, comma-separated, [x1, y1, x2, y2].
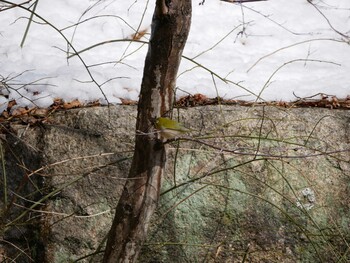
[155, 117, 191, 140]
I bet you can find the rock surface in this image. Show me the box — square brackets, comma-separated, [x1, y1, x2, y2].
[1, 105, 350, 262]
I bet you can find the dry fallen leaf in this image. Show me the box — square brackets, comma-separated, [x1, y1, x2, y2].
[130, 28, 148, 40]
[63, 99, 81, 109]
[11, 107, 29, 117]
[32, 108, 49, 117]
[120, 98, 138, 105]
[7, 99, 17, 110]
[53, 98, 64, 106]
[193, 93, 207, 103]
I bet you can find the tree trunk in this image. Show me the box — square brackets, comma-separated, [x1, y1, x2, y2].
[102, 0, 192, 262]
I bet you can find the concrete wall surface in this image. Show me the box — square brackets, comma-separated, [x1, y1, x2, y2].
[1, 105, 350, 262]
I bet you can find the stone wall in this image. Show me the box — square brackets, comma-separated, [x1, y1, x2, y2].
[1, 105, 350, 262]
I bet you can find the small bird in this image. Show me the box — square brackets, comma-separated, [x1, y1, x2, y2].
[155, 117, 191, 140]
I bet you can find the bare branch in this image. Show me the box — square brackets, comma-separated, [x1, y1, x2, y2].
[307, 0, 350, 40]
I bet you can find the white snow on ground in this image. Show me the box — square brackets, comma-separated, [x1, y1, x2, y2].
[0, 0, 349, 113]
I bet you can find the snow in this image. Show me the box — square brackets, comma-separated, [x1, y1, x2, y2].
[0, 0, 349, 113]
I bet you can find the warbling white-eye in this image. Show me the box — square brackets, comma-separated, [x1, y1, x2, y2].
[155, 117, 191, 139]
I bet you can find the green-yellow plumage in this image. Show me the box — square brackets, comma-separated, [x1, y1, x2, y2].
[155, 117, 190, 139]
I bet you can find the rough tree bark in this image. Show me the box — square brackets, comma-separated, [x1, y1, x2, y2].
[102, 0, 192, 262]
